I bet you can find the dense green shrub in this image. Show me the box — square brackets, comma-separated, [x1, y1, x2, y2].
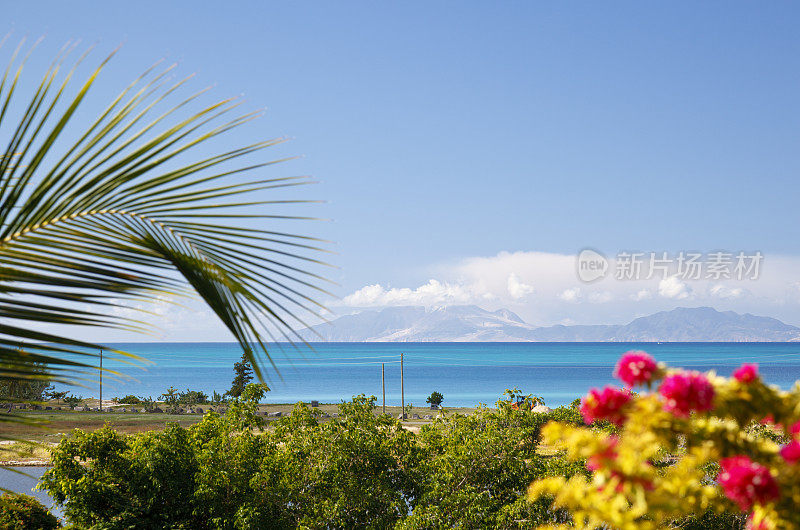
[400, 397, 584, 528]
[40, 385, 590, 529]
[0, 493, 59, 529]
[41, 386, 419, 529]
[116, 395, 141, 404]
[62, 394, 82, 409]
[177, 389, 210, 405]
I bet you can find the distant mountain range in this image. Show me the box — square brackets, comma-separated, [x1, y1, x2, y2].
[301, 306, 800, 342]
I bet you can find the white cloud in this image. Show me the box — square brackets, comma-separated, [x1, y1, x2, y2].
[559, 288, 582, 302]
[109, 295, 174, 319]
[339, 279, 484, 307]
[658, 276, 691, 299]
[507, 273, 534, 299]
[631, 289, 653, 301]
[589, 291, 613, 303]
[710, 284, 744, 299]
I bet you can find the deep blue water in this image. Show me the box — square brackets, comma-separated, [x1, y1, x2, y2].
[51, 342, 800, 407]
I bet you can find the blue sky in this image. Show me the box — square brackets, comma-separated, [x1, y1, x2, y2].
[6, 2, 800, 337]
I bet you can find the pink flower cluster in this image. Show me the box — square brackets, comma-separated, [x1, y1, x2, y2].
[614, 351, 657, 387]
[659, 371, 715, 417]
[779, 420, 800, 464]
[586, 435, 618, 472]
[733, 363, 759, 384]
[790, 420, 800, 439]
[717, 456, 780, 511]
[780, 441, 800, 464]
[580, 386, 632, 427]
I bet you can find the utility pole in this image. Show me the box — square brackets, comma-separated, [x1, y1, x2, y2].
[400, 352, 405, 420]
[99, 349, 103, 413]
[382, 363, 386, 415]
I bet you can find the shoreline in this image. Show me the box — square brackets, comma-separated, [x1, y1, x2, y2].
[0, 460, 51, 467]
[0, 403, 468, 465]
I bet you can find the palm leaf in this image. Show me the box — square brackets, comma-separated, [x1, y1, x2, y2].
[0, 40, 331, 424]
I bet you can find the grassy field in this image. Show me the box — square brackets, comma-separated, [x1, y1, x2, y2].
[1, 403, 475, 463]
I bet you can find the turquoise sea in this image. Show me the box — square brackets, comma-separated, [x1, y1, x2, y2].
[53, 342, 800, 407]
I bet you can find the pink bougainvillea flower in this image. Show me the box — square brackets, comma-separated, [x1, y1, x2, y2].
[659, 371, 715, 417]
[790, 420, 800, 441]
[614, 351, 658, 387]
[580, 386, 632, 427]
[733, 363, 759, 384]
[586, 436, 618, 472]
[780, 441, 800, 464]
[717, 456, 780, 511]
[607, 470, 655, 493]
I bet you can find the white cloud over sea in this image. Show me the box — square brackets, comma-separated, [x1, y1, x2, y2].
[335, 251, 800, 327]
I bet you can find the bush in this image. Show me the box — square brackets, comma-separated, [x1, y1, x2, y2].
[41, 385, 587, 529]
[42, 385, 418, 528]
[426, 391, 444, 407]
[401, 398, 584, 528]
[117, 395, 141, 405]
[0, 493, 59, 529]
[62, 394, 82, 409]
[177, 389, 209, 405]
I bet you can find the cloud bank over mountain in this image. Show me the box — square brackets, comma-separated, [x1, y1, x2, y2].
[334, 251, 800, 329]
[51, 250, 800, 343]
[302, 305, 800, 343]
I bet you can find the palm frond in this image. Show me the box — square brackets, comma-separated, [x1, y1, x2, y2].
[0, 41, 331, 412]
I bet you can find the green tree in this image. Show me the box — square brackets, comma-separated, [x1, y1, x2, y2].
[159, 386, 180, 414]
[42, 391, 420, 529]
[0, 41, 327, 435]
[0, 355, 51, 402]
[400, 402, 584, 528]
[228, 353, 254, 398]
[63, 394, 83, 410]
[211, 390, 228, 407]
[138, 396, 157, 413]
[426, 391, 444, 408]
[177, 389, 209, 405]
[46, 390, 69, 406]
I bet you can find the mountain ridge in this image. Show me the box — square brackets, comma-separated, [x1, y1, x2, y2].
[301, 306, 800, 342]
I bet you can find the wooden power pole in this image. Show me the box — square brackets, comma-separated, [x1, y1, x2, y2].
[99, 348, 103, 412]
[400, 352, 405, 420]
